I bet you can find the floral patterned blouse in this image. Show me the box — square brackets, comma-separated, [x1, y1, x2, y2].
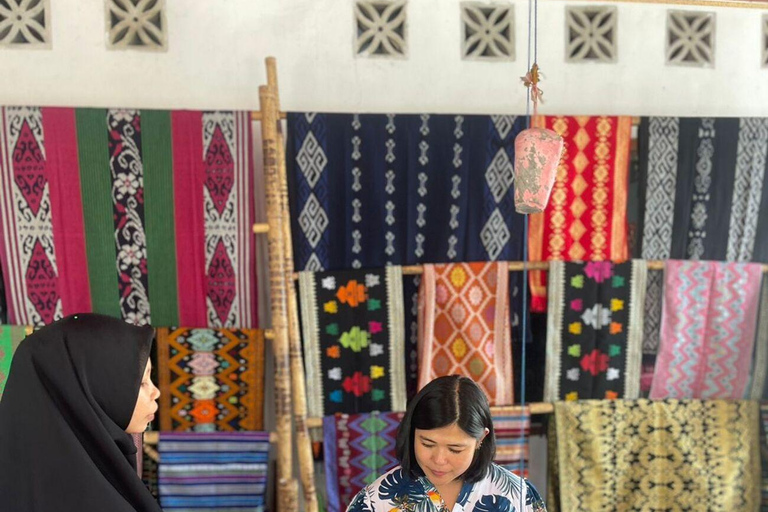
[346, 464, 547, 512]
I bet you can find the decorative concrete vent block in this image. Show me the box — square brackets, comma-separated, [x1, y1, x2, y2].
[461, 2, 515, 61]
[763, 14, 767, 68]
[106, 0, 167, 51]
[354, 0, 407, 58]
[565, 5, 617, 63]
[666, 10, 715, 68]
[0, 0, 50, 48]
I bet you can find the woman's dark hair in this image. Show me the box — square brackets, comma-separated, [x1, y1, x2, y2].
[395, 375, 496, 483]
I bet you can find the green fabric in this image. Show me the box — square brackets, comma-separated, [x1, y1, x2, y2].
[141, 110, 179, 326]
[0, 326, 28, 397]
[76, 108, 121, 319]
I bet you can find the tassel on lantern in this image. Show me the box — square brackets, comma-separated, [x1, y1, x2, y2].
[513, 64, 564, 214]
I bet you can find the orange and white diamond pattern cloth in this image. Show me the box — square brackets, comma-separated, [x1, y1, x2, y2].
[417, 262, 513, 405]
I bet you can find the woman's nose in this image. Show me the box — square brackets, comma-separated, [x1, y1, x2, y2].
[432, 448, 447, 465]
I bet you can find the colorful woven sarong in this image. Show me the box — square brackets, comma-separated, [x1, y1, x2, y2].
[551, 399, 760, 512]
[544, 260, 646, 401]
[418, 262, 513, 405]
[0, 325, 30, 398]
[637, 117, 768, 353]
[492, 408, 530, 477]
[299, 267, 406, 418]
[650, 260, 762, 399]
[157, 327, 265, 431]
[323, 411, 403, 512]
[159, 431, 269, 511]
[528, 116, 631, 313]
[0, 107, 258, 328]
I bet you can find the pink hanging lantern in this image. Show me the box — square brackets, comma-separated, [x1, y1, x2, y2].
[513, 64, 564, 214]
[514, 127, 564, 213]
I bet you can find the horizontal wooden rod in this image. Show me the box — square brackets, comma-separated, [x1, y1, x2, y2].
[143, 431, 278, 445]
[252, 223, 270, 234]
[304, 402, 555, 429]
[293, 260, 768, 280]
[252, 111, 287, 121]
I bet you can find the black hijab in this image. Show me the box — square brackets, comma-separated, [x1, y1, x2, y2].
[0, 313, 162, 512]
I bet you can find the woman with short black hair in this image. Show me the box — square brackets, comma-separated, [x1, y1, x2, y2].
[346, 375, 546, 512]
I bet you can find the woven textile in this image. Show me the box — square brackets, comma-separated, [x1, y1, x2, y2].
[287, 113, 530, 398]
[299, 267, 406, 418]
[750, 277, 768, 400]
[551, 399, 760, 512]
[418, 262, 513, 405]
[157, 327, 265, 431]
[544, 260, 646, 401]
[323, 411, 403, 512]
[529, 116, 631, 313]
[637, 117, 768, 353]
[0, 325, 29, 398]
[761, 404, 768, 511]
[492, 408, 530, 477]
[650, 260, 762, 399]
[159, 432, 269, 511]
[0, 107, 258, 328]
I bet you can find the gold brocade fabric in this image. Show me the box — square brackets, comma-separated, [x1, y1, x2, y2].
[551, 399, 761, 511]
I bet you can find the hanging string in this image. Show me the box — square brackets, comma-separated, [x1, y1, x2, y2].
[519, 0, 538, 503]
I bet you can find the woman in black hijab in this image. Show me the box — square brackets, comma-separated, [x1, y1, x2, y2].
[0, 313, 163, 512]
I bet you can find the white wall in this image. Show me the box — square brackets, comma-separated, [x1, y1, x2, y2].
[0, 0, 766, 116]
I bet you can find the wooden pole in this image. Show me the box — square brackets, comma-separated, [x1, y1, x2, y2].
[258, 83, 299, 512]
[266, 56, 319, 512]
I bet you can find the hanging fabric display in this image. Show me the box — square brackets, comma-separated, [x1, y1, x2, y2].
[637, 117, 768, 353]
[299, 267, 406, 418]
[492, 408, 531, 477]
[650, 260, 763, 399]
[544, 260, 646, 401]
[0, 325, 30, 398]
[528, 116, 631, 313]
[157, 327, 265, 431]
[550, 399, 760, 512]
[159, 432, 269, 511]
[418, 262, 513, 405]
[750, 277, 768, 400]
[287, 113, 529, 398]
[323, 411, 404, 512]
[0, 107, 258, 328]
[761, 404, 768, 512]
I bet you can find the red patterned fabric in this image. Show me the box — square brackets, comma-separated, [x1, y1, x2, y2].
[417, 262, 513, 405]
[528, 116, 631, 313]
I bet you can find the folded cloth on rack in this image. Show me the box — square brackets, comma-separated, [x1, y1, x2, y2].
[637, 117, 768, 354]
[650, 260, 762, 399]
[492, 408, 530, 477]
[544, 260, 646, 401]
[159, 431, 269, 511]
[286, 113, 530, 399]
[418, 262, 514, 405]
[549, 399, 761, 512]
[299, 266, 406, 418]
[528, 116, 631, 314]
[324, 411, 403, 512]
[157, 327, 265, 431]
[0, 325, 29, 398]
[0, 107, 258, 328]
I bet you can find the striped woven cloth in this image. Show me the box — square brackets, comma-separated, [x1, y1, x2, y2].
[159, 432, 269, 511]
[492, 408, 530, 477]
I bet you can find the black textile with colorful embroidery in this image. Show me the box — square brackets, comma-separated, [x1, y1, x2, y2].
[545, 261, 645, 401]
[299, 267, 406, 417]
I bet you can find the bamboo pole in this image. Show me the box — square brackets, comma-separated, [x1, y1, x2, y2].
[258, 83, 299, 512]
[143, 431, 279, 445]
[265, 56, 319, 512]
[303, 403, 555, 429]
[292, 260, 768, 279]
